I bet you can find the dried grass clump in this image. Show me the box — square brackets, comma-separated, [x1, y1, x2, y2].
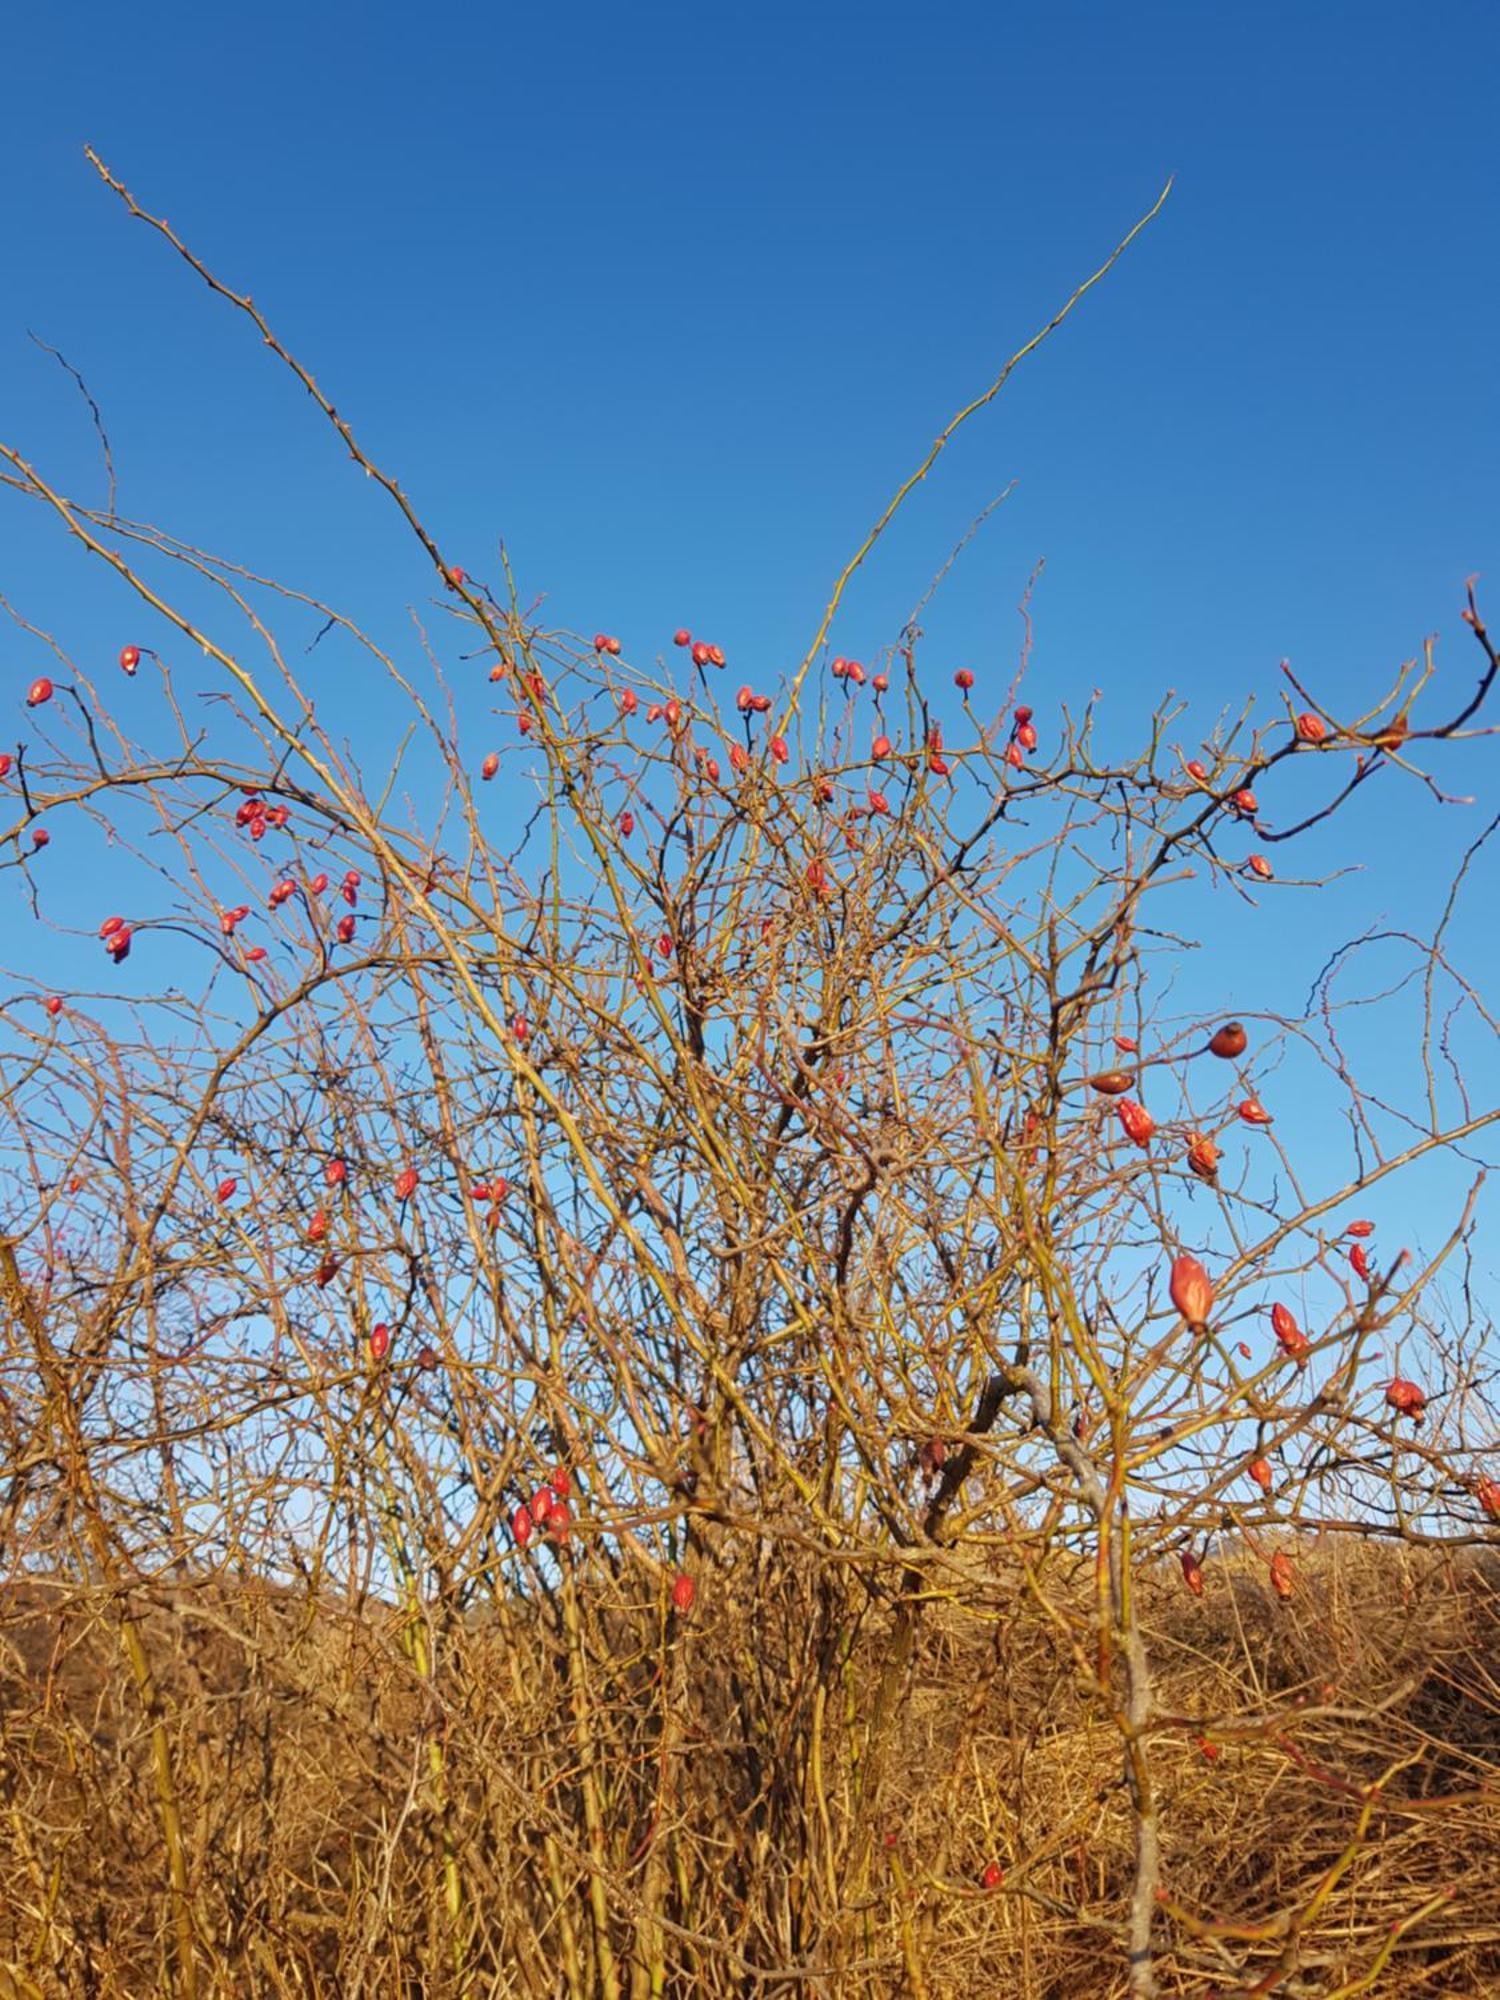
[1, 1541, 1495, 1997]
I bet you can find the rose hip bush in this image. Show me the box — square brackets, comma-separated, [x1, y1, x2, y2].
[0, 164, 1497, 1999]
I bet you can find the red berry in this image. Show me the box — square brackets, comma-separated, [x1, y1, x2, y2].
[872, 672, 889, 693]
[1350, 1243, 1370, 1281]
[306, 1210, 329, 1242]
[1116, 1099, 1155, 1146]
[692, 642, 712, 667]
[1187, 1133, 1220, 1182]
[512, 1013, 529, 1043]
[31, 827, 51, 850]
[45, 995, 63, 1016]
[1269, 1551, 1294, 1600]
[868, 790, 890, 816]
[244, 945, 267, 963]
[1296, 712, 1327, 744]
[872, 734, 892, 759]
[954, 669, 974, 692]
[1232, 787, 1257, 814]
[770, 735, 789, 765]
[26, 678, 53, 707]
[308, 873, 329, 894]
[1238, 1097, 1273, 1126]
[1208, 1021, 1247, 1059]
[619, 687, 638, 716]
[446, 566, 466, 589]
[216, 1178, 237, 1203]
[1181, 1550, 1205, 1597]
[1017, 721, 1038, 752]
[593, 634, 621, 656]
[394, 1166, 419, 1201]
[1169, 1254, 1214, 1331]
[1271, 1302, 1310, 1366]
[336, 915, 356, 943]
[99, 915, 125, 938]
[673, 628, 692, 647]
[549, 1466, 571, 1499]
[481, 752, 499, 781]
[1005, 741, 1024, 769]
[729, 743, 749, 773]
[369, 1322, 391, 1361]
[530, 1485, 555, 1527]
[0, 754, 10, 778]
[119, 645, 141, 674]
[1248, 1455, 1273, 1494]
[1186, 759, 1208, 783]
[671, 1571, 696, 1614]
[1246, 854, 1273, 880]
[981, 1862, 1003, 1891]
[1089, 1070, 1133, 1096]
[512, 1504, 533, 1547]
[325, 1159, 347, 1187]
[619, 810, 634, 837]
[1385, 1377, 1425, 1423]
[1346, 1219, 1375, 1238]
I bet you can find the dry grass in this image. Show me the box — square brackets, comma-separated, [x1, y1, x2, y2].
[1, 1540, 1494, 1998]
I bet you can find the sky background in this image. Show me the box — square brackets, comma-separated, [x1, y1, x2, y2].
[2, 2, 1497, 1297]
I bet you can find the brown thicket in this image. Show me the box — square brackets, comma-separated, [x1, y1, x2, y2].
[1, 164, 1497, 1998]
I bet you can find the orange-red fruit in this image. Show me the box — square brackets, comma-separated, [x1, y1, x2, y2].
[119, 645, 141, 674]
[512, 1504, 533, 1548]
[45, 995, 63, 1016]
[1207, 1021, 1247, 1059]
[1017, 721, 1038, 752]
[369, 1322, 391, 1361]
[546, 1502, 571, 1540]
[1117, 1099, 1155, 1147]
[216, 1178, 237, 1203]
[1385, 1377, 1426, 1423]
[928, 752, 951, 777]
[549, 1466, 571, 1500]
[1248, 1455, 1274, 1494]
[27, 677, 53, 707]
[1004, 740, 1024, 769]
[1181, 1550, 1205, 1597]
[1169, 1253, 1214, 1330]
[1247, 854, 1273, 880]
[770, 735, 789, 765]
[1186, 759, 1208, 782]
[673, 628, 692, 647]
[1232, 788, 1257, 815]
[981, 1862, 1004, 1890]
[512, 1013, 530, 1043]
[1271, 1301, 1310, 1366]
[1269, 1551, 1294, 1600]
[1238, 1098, 1273, 1126]
[0, 754, 11, 777]
[1346, 1219, 1374, 1238]
[530, 1486, 555, 1527]
[306, 1209, 329, 1242]
[619, 687, 638, 716]
[336, 914, 356, 944]
[671, 1571, 696, 1613]
[1195, 1736, 1221, 1764]
[1187, 1133, 1220, 1182]
[325, 1159, 347, 1187]
[481, 752, 499, 781]
[1296, 712, 1327, 744]
[1478, 1477, 1500, 1524]
[1350, 1243, 1370, 1281]
[954, 669, 974, 692]
[1114, 1034, 1139, 1053]
[593, 633, 621, 655]
[314, 1255, 339, 1287]
[1089, 1070, 1133, 1096]
[394, 1166, 419, 1200]
[872, 733, 892, 759]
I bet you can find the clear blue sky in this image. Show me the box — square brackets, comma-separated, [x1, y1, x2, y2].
[3, 2, 1497, 1270]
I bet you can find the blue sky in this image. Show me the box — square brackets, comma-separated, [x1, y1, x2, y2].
[3, 2, 1497, 1275]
